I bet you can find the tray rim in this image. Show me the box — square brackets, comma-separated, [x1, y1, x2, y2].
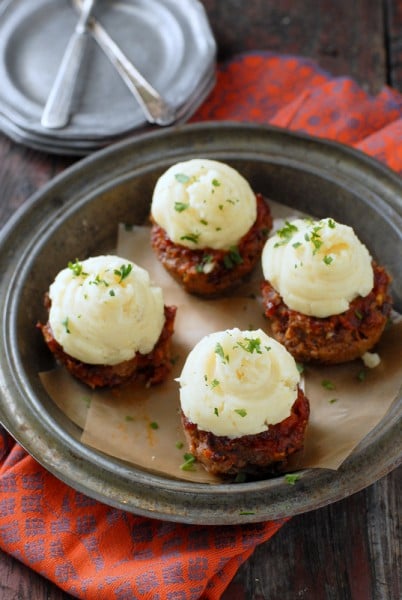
[0, 121, 401, 525]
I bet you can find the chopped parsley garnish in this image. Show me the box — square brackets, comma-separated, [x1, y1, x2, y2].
[274, 221, 299, 246]
[175, 173, 190, 183]
[180, 232, 200, 244]
[329, 398, 338, 404]
[109, 289, 116, 297]
[62, 317, 70, 334]
[357, 369, 367, 382]
[284, 473, 301, 485]
[114, 263, 133, 283]
[321, 379, 336, 390]
[125, 415, 135, 421]
[81, 396, 91, 408]
[323, 255, 333, 265]
[175, 441, 184, 450]
[296, 362, 305, 374]
[235, 337, 270, 354]
[211, 379, 220, 389]
[180, 453, 196, 471]
[328, 218, 336, 228]
[68, 259, 87, 277]
[212, 178, 221, 187]
[215, 342, 229, 363]
[223, 246, 243, 269]
[149, 421, 159, 430]
[90, 275, 109, 287]
[234, 408, 247, 417]
[174, 201, 189, 212]
[214, 407, 219, 416]
[239, 510, 255, 515]
[195, 254, 213, 273]
[310, 225, 323, 254]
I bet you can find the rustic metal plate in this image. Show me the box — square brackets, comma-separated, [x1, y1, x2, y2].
[0, 122, 401, 524]
[0, 0, 216, 152]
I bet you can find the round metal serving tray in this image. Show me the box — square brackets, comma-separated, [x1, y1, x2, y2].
[0, 122, 401, 524]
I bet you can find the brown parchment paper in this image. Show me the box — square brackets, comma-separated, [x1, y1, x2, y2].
[40, 202, 402, 483]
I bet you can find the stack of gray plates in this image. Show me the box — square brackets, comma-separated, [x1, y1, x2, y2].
[0, 0, 216, 155]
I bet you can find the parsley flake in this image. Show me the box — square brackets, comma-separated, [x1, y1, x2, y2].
[180, 232, 200, 244]
[195, 254, 213, 273]
[284, 473, 301, 485]
[321, 379, 336, 390]
[236, 337, 263, 354]
[62, 317, 70, 334]
[274, 221, 299, 247]
[223, 246, 243, 269]
[234, 408, 247, 417]
[357, 369, 367, 382]
[68, 259, 87, 277]
[215, 342, 229, 364]
[174, 201, 189, 212]
[175, 173, 190, 183]
[114, 263, 133, 283]
[180, 453, 196, 471]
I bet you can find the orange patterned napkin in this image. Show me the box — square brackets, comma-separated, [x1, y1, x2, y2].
[1, 52, 401, 600]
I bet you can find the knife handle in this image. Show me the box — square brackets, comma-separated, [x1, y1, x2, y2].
[41, 31, 89, 129]
[89, 19, 176, 126]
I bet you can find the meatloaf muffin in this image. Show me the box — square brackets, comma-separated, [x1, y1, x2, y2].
[178, 328, 310, 478]
[261, 217, 393, 364]
[38, 255, 176, 388]
[150, 159, 272, 297]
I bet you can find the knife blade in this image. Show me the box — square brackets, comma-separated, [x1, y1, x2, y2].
[41, 0, 97, 129]
[72, 0, 176, 126]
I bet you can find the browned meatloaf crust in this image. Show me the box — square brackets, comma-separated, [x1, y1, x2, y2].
[150, 194, 273, 297]
[181, 387, 310, 478]
[261, 262, 392, 364]
[38, 304, 177, 389]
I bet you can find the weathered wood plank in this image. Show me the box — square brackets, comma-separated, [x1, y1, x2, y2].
[385, 0, 402, 89]
[200, 0, 388, 93]
[223, 466, 402, 599]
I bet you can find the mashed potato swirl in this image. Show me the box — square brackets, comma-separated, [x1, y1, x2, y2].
[151, 159, 257, 250]
[48, 255, 165, 365]
[178, 328, 300, 438]
[262, 218, 374, 318]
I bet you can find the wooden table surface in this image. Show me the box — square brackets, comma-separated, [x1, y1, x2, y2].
[0, 1, 401, 598]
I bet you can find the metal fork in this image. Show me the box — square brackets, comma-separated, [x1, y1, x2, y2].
[72, 0, 176, 126]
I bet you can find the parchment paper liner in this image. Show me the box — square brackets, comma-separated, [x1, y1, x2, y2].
[40, 203, 402, 484]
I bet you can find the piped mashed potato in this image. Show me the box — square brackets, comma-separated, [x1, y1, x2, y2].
[151, 158, 257, 250]
[178, 328, 300, 438]
[262, 218, 374, 318]
[48, 255, 165, 365]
